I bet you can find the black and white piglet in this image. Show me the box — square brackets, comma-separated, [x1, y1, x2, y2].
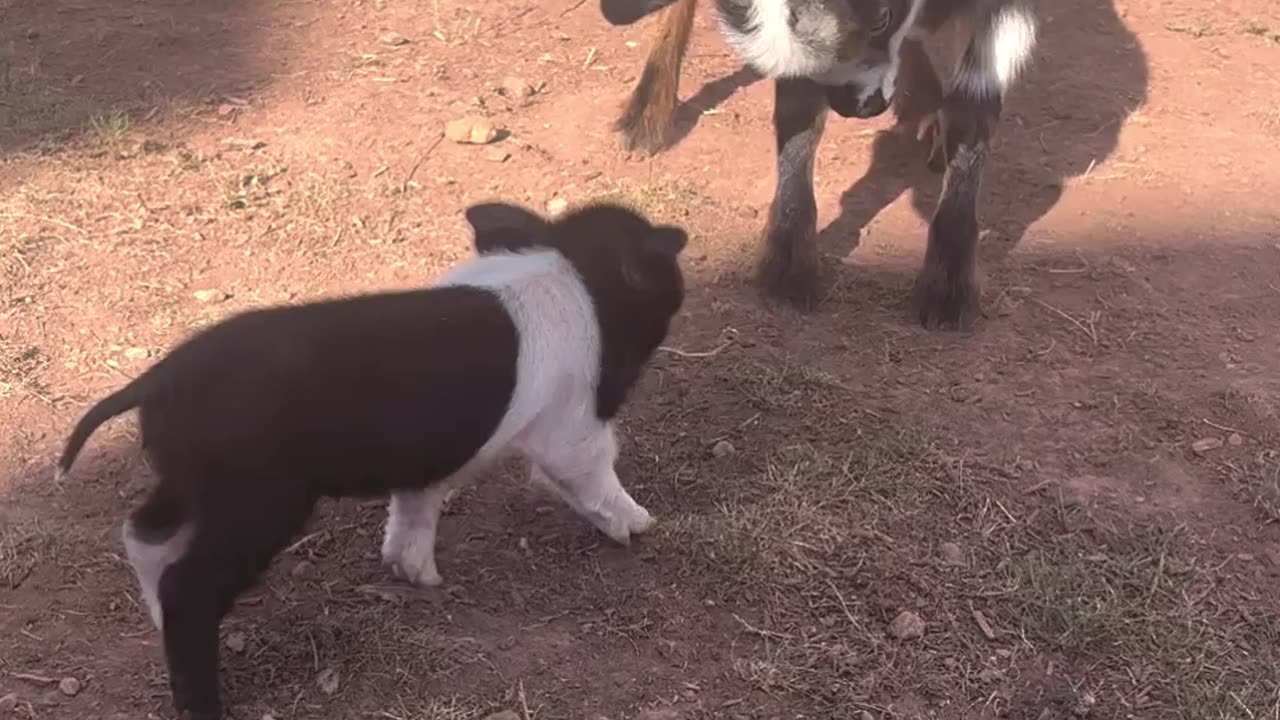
[54, 200, 688, 720]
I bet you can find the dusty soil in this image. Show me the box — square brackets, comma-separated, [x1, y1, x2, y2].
[3, 0, 1279, 718]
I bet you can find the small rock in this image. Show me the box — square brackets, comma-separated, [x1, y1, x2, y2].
[546, 197, 569, 216]
[262, 714, 277, 720]
[379, 32, 410, 46]
[316, 667, 340, 695]
[445, 116, 499, 145]
[977, 667, 1002, 684]
[500, 76, 537, 99]
[1191, 437, 1224, 455]
[482, 712, 520, 720]
[291, 560, 316, 579]
[193, 289, 229, 303]
[1228, 433, 1244, 447]
[711, 440, 736, 458]
[484, 147, 511, 163]
[58, 677, 82, 696]
[938, 542, 965, 566]
[888, 610, 925, 640]
[518, 537, 530, 551]
[225, 631, 247, 653]
[859, 712, 874, 720]
[124, 347, 150, 361]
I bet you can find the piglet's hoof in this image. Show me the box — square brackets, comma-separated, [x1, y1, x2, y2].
[386, 557, 443, 588]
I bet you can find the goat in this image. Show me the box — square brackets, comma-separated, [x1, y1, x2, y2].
[602, 0, 1037, 328]
[54, 200, 688, 720]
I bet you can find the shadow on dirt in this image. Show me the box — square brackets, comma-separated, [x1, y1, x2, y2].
[0, 0, 293, 156]
[819, 0, 1150, 262]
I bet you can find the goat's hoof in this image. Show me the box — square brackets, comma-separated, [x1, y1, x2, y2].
[758, 228, 821, 311]
[912, 261, 979, 330]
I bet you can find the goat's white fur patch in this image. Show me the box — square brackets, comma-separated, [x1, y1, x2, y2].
[123, 520, 194, 631]
[380, 249, 655, 587]
[719, 0, 836, 78]
[954, 4, 1037, 99]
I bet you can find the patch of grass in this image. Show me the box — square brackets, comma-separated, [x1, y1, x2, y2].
[644, 354, 1280, 717]
[0, 519, 58, 589]
[1241, 20, 1280, 43]
[88, 110, 131, 144]
[1218, 449, 1280, 523]
[1166, 21, 1221, 38]
[0, 338, 51, 402]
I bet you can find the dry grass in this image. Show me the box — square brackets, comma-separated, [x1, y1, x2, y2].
[0, 519, 59, 589]
[642, 354, 1280, 718]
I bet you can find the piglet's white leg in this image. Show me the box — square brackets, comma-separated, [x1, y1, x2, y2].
[531, 422, 655, 544]
[382, 482, 455, 587]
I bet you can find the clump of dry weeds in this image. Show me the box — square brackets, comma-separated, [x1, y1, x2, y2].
[641, 353, 1280, 718]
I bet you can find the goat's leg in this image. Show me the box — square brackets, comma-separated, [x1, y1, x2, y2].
[758, 78, 828, 309]
[913, 1, 1036, 329]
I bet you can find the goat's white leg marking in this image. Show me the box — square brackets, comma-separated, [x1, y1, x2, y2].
[122, 520, 193, 631]
[532, 423, 654, 544]
[382, 481, 460, 587]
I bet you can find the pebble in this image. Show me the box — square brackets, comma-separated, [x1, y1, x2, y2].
[482, 712, 520, 720]
[1191, 437, 1223, 455]
[500, 76, 536, 98]
[58, 677, 82, 696]
[484, 147, 511, 163]
[546, 197, 569, 216]
[938, 542, 965, 566]
[316, 667, 340, 695]
[1228, 433, 1244, 446]
[445, 117, 499, 145]
[711, 440, 736, 458]
[193, 289, 229, 303]
[379, 32, 410, 46]
[124, 347, 150, 361]
[888, 610, 925, 640]
[225, 631, 247, 653]
[291, 560, 316, 579]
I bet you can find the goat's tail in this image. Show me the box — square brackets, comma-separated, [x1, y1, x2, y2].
[615, 0, 698, 153]
[55, 375, 151, 481]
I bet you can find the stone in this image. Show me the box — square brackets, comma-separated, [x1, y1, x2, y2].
[1191, 437, 1224, 455]
[546, 197, 569, 216]
[58, 677, 82, 696]
[888, 610, 925, 640]
[193, 289, 229, 303]
[712, 440, 736, 458]
[225, 631, 247, 653]
[316, 667, 340, 695]
[938, 542, 965, 566]
[445, 117, 500, 145]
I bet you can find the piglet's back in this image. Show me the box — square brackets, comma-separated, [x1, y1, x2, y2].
[138, 284, 520, 497]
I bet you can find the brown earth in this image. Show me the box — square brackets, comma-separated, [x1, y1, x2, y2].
[2, 0, 1279, 718]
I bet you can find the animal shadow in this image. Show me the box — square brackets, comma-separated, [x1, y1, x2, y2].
[818, 0, 1150, 265]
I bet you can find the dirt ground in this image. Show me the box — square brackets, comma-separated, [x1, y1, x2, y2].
[2, 0, 1279, 717]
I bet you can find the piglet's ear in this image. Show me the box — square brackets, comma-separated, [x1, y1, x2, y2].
[464, 202, 548, 255]
[643, 226, 688, 258]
